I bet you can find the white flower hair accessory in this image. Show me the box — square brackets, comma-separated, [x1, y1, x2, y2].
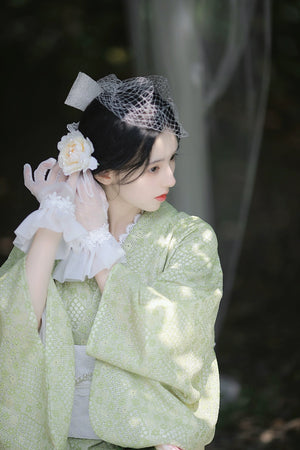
[57, 129, 98, 176]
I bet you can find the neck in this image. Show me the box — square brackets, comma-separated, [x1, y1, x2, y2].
[106, 196, 141, 241]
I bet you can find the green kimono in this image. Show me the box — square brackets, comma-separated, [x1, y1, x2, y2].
[0, 202, 222, 450]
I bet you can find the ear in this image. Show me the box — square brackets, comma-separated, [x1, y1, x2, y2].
[94, 170, 116, 185]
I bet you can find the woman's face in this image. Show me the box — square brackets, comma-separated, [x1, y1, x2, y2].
[101, 130, 178, 214]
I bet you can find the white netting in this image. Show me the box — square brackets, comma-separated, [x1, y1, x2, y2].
[65, 72, 187, 138]
[97, 74, 188, 138]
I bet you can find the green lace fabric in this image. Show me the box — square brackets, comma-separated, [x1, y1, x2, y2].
[0, 202, 222, 449]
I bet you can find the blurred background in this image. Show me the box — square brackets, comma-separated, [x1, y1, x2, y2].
[0, 0, 299, 448]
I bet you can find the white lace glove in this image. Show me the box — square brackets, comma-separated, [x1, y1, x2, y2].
[14, 158, 87, 258]
[74, 169, 108, 231]
[24, 157, 71, 202]
[53, 170, 125, 282]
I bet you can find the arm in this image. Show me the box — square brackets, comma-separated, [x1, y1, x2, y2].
[87, 217, 222, 449]
[88, 217, 222, 404]
[14, 159, 82, 326]
[26, 228, 62, 326]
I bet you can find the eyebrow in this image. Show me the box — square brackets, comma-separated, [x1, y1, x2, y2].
[148, 147, 179, 165]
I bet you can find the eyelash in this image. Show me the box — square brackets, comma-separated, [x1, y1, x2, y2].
[149, 152, 178, 173]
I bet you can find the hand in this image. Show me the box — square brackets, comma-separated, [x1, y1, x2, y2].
[52, 171, 124, 283]
[24, 158, 76, 203]
[155, 446, 182, 450]
[75, 170, 109, 231]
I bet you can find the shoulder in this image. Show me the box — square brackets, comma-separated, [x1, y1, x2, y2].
[146, 204, 222, 283]
[148, 202, 218, 249]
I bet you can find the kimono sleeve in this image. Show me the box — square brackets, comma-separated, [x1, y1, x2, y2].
[0, 248, 50, 447]
[0, 247, 75, 449]
[87, 216, 223, 407]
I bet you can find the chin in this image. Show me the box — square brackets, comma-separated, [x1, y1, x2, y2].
[143, 203, 162, 213]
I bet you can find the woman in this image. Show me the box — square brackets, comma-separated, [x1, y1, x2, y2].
[0, 73, 222, 449]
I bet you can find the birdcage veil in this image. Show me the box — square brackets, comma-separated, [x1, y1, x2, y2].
[64, 72, 188, 138]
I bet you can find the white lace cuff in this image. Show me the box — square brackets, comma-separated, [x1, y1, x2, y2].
[53, 224, 125, 282]
[13, 193, 87, 259]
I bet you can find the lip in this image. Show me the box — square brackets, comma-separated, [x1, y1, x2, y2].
[155, 194, 168, 202]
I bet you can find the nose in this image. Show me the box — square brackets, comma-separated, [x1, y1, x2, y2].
[165, 165, 176, 187]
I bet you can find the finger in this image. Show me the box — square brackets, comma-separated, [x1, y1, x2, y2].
[47, 162, 66, 183]
[97, 182, 108, 203]
[91, 173, 107, 203]
[56, 168, 67, 183]
[86, 170, 107, 199]
[82, 170, 94, 197]
[75, 173, 88, 203]
[67, 171, 80, 191]
[23, 163, 34, 189]
[34, 158, 56, 182]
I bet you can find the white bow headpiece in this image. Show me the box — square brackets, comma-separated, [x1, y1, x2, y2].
[64, 72, 101, 111]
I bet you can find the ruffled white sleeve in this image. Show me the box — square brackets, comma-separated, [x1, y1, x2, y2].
[13, 192, 87, 259]
[53, 224, 125, 282]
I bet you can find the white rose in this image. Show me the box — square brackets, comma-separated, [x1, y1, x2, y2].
[57, 130, 98, 176]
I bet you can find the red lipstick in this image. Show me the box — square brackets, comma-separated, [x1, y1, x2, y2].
[155, 194, 167, 202]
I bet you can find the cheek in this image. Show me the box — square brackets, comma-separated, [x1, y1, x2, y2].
[120, 184, 144, 201]
[130, 178, 151, 194]
[119, 175, 153, 203]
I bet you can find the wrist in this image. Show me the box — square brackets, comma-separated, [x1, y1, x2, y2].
[40, 192, 75, 214]
[72, 224, 110, 248]
[52, 226, 125, 283]
[95, 268, 110, 292]
[38, 182, 75, 204]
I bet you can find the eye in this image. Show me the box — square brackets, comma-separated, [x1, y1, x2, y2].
[149, 166, 159, 173]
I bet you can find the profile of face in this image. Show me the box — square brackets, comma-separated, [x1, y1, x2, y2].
[95, 130, 178, 214]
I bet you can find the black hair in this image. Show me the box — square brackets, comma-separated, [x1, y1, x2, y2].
[78, 95, 180, 184]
